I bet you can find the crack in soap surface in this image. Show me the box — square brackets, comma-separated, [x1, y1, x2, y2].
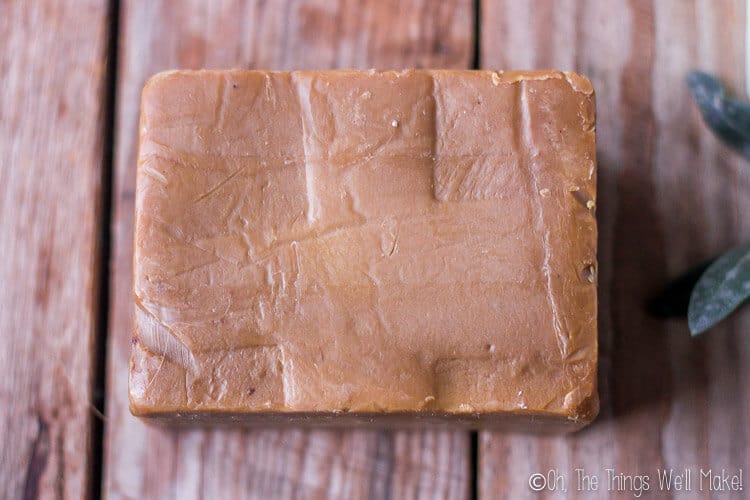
[135, 298, 197, 372]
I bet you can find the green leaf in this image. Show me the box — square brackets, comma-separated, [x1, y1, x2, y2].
[687, 71, 750, 158]
[688, 242, 750, 335]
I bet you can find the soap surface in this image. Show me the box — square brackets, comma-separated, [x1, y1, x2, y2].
[130, 69, 598, 431]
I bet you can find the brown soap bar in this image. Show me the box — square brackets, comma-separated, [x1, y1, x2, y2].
[130, 69, 598, 431]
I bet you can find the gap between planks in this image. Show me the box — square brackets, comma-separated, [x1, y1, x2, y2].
[91, 0, 121, 499]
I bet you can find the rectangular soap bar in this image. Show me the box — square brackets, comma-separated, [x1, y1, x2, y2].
[130, 69, 598, 431]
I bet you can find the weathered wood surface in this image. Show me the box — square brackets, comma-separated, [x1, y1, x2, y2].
[4, 1, 746, 498]
[102, 1, 474, 499]
[0, 1, 110, 499]
[479, 0, 749, 498]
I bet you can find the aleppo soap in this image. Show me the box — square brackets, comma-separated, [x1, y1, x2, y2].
[130, 69, 598, 431]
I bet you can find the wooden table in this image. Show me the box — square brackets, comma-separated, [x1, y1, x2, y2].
[2, 1, 748, 498]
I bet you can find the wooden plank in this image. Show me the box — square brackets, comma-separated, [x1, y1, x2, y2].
[479, 0, 749, 498]
[0, 1, 110, 499]
[102, 1, 474, 498]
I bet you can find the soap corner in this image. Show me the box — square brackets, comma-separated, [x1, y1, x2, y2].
[565, 384, 600, 425]
[563, 71, 595, 97]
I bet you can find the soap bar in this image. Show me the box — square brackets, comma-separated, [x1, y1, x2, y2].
[130, 69, 598, 431]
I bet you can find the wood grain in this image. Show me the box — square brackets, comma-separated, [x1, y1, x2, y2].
[0, 1, 110, 499]
[102, 1, 473, 499]
[480, 0, 749, 498]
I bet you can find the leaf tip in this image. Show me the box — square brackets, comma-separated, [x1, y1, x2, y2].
[688, 322, 706, 336]
[686, 70, 723, 101]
